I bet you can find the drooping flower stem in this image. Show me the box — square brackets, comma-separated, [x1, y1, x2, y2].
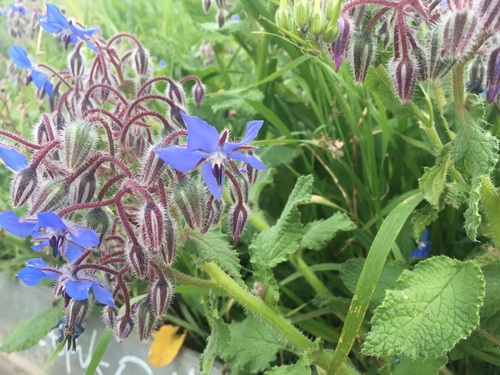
[0, 130, 42, 150]
[41, 114, 55, 141]
[83, 83, 129, 108]
[58, 198, 116, 217]
[85, 115, 115, 156]
[120, 111, 171, 145]
[137, 76, 178, 98]
[37, 64, 73, 88]
[84, 108, 125, 129]
[98, 173, 127, 201]
[164, 130, 188, 145]
[107, 32, 142, 48]
[225, 170, 243, 204]
[30, 139, 61, 167]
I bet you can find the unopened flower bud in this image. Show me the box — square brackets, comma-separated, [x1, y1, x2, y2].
[376, 22, 390, 50]
[310, 11, 325, 39]
[327, 17, 351, 72]
[30, 180, 71, 214]
[127, 242, 149, 280]
[11, 167, 38, 208]
[174, 178, 206, 229]
[201, 203, 213, 235]
[203, 0, 211, 14]
[155, 217, 177, 265]
[134, 46, 149, 76]
[487, 47, 500, 103]
[391, 58, 416, 107]
[276, 9, 290, 30]
[103, 305, 118, 330]
[48, 86, 60, 113]
[140, 201, 164, 250]
[150, 277, 173, 318]
[170, 106, 186, 129]
[167, 81, 185, 107]
[69, 49, 85, 77]
[115, 314, 134, 342]
[412, 47, 428, 82]
[192, 81, 205, 110]
[67, 298, 91, 332]
[294, 0, 311, 34]
[442, 11, 477, 59]
[467, 57, 485, 94]
[55, 112, 66, 131]
[211, 197, 224, 224]
[142, 142, 168, 186]
[215, 0, 226, 7]
[217, 9, 225, 28]
[230, 203, 248, 242]
[86, 208, 110, 244]
[352, 31, 374, 83]
[64, 121, 96, 170]
[323, 23, 338, 43]
[326, 0, 341, 22]
[75, 172, 97, 204]
[136, 300, 158, 342]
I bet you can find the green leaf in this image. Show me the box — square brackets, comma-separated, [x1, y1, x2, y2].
[85, 328, 113, 375]
[181, 228, 241, 278]
[411, 203, 441, 240]
[257, 145, 301, 169]
[363, 256, 485, 358]
[249, 176, 314, 269]
[0, 304, 63, 353]
[379, 356, 447, 375]
[418, 154, 450, 209]
[480, 263, 500, 319]
[448, 103, 499, 179]
[465, 177, 482, 242]
[341, 259, 406, 310]
[199, 313, 231, 375]
[221, 313, 287, 373]
[302, 212, 356, 251]
[444, 182, 466, 208]
[265, 356, 311, 375]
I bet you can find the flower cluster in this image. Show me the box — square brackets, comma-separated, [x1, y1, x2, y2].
[0, 3, 266, 347]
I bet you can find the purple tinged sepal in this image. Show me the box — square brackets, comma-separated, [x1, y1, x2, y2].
[155, 217, 177, 265]
[487, 47, 500, 103]
[173, 178, 206, 229]
[69, 49, 85, 77]
[167, 81, 186, 107]
[85, 208, 110, 245]
[114, 314, 134, 342]
[351, 31, 374, 83]
[217, 9, 225, 29]
[230, 203, 248, 243]
[192, 81, 205, 110]
[327, 17, 351, 72]
[134, 46, 149, 76]
[103, 305, 118, 330]
[11, 168, 37, 207]
[229, 171, 249, 204]
[149, 277, 173, 318]
[136, 300, 158, 342]
[64, 121, 96, 170]
[170, 106, 186, 129]
[203, 0, 211, 14]
[75, 172, 97, 204]
[66, 298, 91, 337]
[142, 142, 168, 187]
[30, 180, 71, 215]
[376, 22, 390, 50]
[391, 58, 417, 107]
[48, 86, 61, 113]
[127, 242, 149, 280]
[140, 201, 164, 250]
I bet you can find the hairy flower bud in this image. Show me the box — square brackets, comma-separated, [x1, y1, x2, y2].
[170, 106, 186, 129]
[467, 57, 485, 94]
[442, 11, 477, 59]
[48, 86, 60, 113]
[376, 22, 390, 50]
[276, 9, 290, 30]
[203, 0, 211, 14]
[140, 201, 164, 250]
[310, 11, 325, 39]
[429, 22, 457, 80]
[192, 81, 205, 110]
[391, 58, 416, 107]
[134, 46, 149, 76]
[211, 197, 224, 224]
[67, 298, 91, 332]
[230, 203, 248, 242]
[127, 242, 149, 280]
[136, 300, 158, 342]
[326, 0, 341, 22]
[115, 314, 134, 342]
[173, 178, 206, 229]
[86, 208, 110, 244]
[64, 121, 96, 169]
[487, 47, 500, 103]
[352, 31, 374, 83]
[30, 180, 71, 214]
[142, 142, 168, 186]
[155, 217, 177, 265]
[217, 9, 225, 29]
[150, 277, 173, 318]
[294, 0, 311, 34]
[11, 167, 38, 207]
[75, 172, 97, 204]
[103, 305, 118, 330]
[327, 17, 351, 72]
[55, 112, 66, 131]
[69, 49, 85, 77]
[413, 47, 428, 82]
[168, 81, 185, 107]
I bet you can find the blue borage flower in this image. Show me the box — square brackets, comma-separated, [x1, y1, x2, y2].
[8, 45, 54, 97]
[9, 4, 29, 15]
[17, 258, 114, 306]
[155, 113, 267, 201]
[38, 3, 98, 53]
[410, 230, 431, 258]
[0, 211, 99, 262]
[0, 143, 28, 171]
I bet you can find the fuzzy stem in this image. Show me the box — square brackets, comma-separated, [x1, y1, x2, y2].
[64, 152, 103, 184]
[98, 173, 127, 201]
[37, 64, 73, 88]
[137, 76, 176, 97]
[170, 268, 218, 289]
[125, 94, 178, 120]
[30, 139, 60, 167]
[480, 177, 500, 248]
[164, 130, 188, 145]
[107, 32, 142, 48]
[342, 0, 396, 13]
[178, 75, 202, 85]
[0, 130, 42, 150]
[225, 170, 243, 204]
[90, 156, 133, 177]
[84, 108, 124, 130]
[291, 249, 332, 297]
[72, 263, 119, 275]
[41, 114, 55, 141]
[58, 198, 115, 217]
[120, 111, 171, 145]
[83, 83, 129, 108]
[85, 115, 115, 156]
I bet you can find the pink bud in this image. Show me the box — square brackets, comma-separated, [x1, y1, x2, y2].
[149, 277, 173, 318]
[103, 305, 118, 330]
[140, 201, 164, 250]
[327, 17, 351, 72]
[127, 242, 149, 280]
[11, 167, 38, 207]
[391, 58, 416, 108]
[192, 81, 205, 110]
[167, 81, 186, 107]
[115, 314, 134, 342]
[136, 300, 158, 342]
[155, 217, 177, 265]
[230, 203, 248, 242]
[142, 142, 168, 187]
[134, 46, 149, 76]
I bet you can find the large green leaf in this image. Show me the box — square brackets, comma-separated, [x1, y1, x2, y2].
[363, 256, 485, 358]
[265, 356, 311, 375]
[199, 312, 231, 375]
[302, 212, 356, 251]
[418, 154, 450, 209]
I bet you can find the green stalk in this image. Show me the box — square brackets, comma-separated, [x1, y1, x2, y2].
[432, 81, 455, 140]
[171, 269, 218, 289]
[480, 177, 500, 248]
[249, 210, 271, 231]
[291, 249, 332, 297]
[255, 32, 270, 85]
[451, 64, 465, 108]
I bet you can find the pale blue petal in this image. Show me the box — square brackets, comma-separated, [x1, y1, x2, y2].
[91, 283, 114, 306]
[65, 279, 92, 301]
[64, 243, 85, 263]
[17, 266, 46, 286]
[37, 212, 68, 231]
[68, 226, 99, 248]
[222, 120, 263, 153]
[0, 145, 28, 171]
[182, 113, 220, 153]
[0, 211, 38, 237]
[38, 19, 62, 33]
[201, 161, 223, 201]
[31, 70, 48, 92]
[45, 3, 68, 27]
[155, 146, 205, 172]
[8, 46, 32, 69]
[32, 240, 50, 252]
[228, 151, 267, 170]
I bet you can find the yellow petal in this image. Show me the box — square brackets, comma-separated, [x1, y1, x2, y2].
[147, 325, 187, 368]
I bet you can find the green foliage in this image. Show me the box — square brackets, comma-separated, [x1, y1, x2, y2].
[379, 356, 447, 375]
[200, 311, 231, 375]
[265, 356, 311, 375]
[418, 154, 450, 209]
[465, 177, 482, 242]
[363, 256, 485, 358]
[302, 212, 356, 251]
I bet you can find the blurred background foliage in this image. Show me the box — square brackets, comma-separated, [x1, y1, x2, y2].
[0, 0, 496, 369]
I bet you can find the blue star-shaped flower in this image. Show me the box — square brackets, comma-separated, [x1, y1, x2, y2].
[17, 258, 114, 306]
[0, 211, 99, 262]
[155, 113, 267, 201]
[8, 45, 53, 97]
[410, 230, 431, 259]
[0, 143, 28, 171]
[0, 8, 8, 16]
[38, 3, 98, 53]
[9, 4, 29, 15]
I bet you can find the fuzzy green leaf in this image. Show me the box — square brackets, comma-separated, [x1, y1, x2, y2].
[302, 212, 356, 251]
[379, 356, 447, 375]
[465, 177, 482, 242]
[363, 256, 485, 358]
[0, 304, 63, 353]
[418, 154, 450, 209]
[265, 356, 311, 375]
[199, 313, 231, 375]
[412, 203, 441, 240]
[181, 228, 241, 278]
[221, 313, 287, 373]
